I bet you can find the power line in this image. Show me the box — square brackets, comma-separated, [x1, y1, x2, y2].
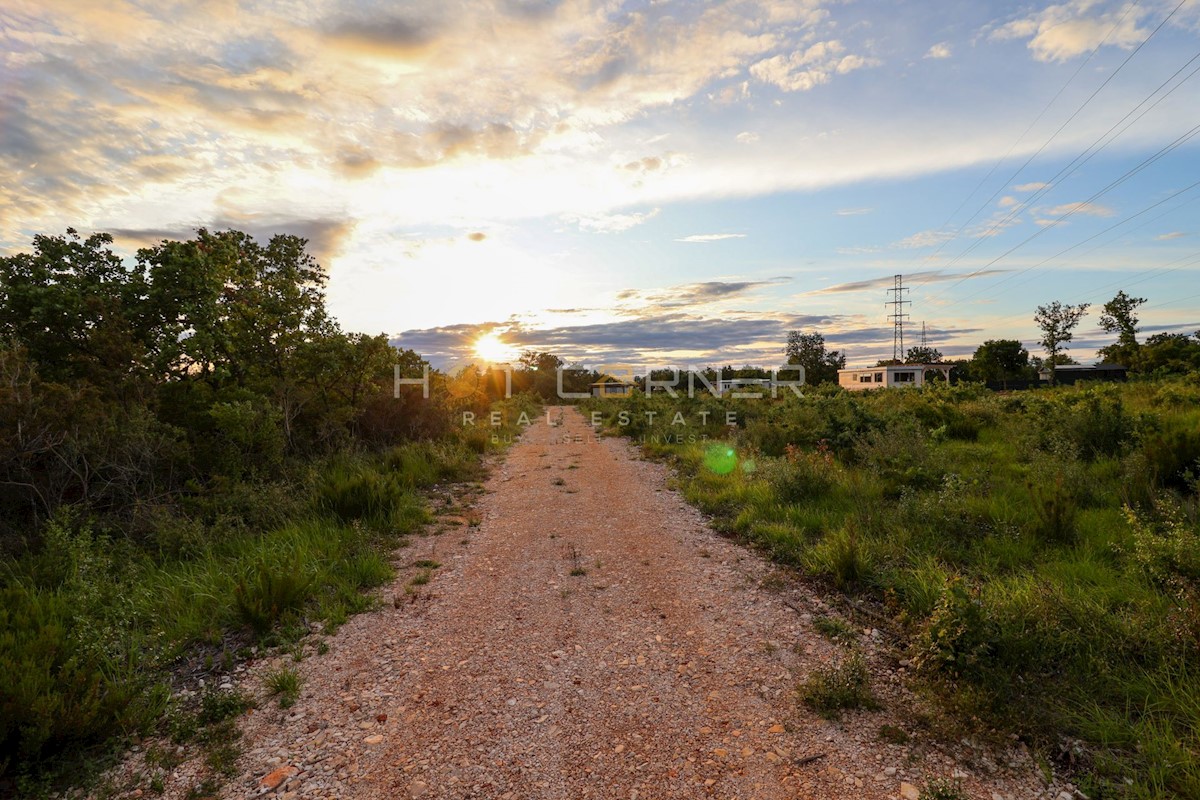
[921, 122, 1200, 307]
[904, 2, 1140, 284]
[909, 0, 1187, 288]
[926, 45, 1200, 280]
[950, 177, 1200, 305]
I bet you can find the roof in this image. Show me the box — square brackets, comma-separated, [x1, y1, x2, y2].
[838, 363, 949, 372]
[1039, 363, 1127, 372]
[590, 375, 635, 386]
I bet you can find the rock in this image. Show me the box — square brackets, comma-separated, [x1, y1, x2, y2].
[768, 724, 785, 734]
[410, 780, 429, 797]
[364, 735, 384, 745]
[260, 765, 297, 790]
[900, 782, 920, 800]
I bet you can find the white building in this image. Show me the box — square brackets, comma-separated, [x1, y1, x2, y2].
[716, 377, 773, 395]
[837, 364, 952, 391]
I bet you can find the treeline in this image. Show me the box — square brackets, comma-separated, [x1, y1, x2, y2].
[0, 229, 526, 791]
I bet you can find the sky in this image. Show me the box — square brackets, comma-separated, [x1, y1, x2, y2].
[2, 0, 1199, 369]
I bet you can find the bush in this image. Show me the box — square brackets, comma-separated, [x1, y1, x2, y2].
[914, 577, 995, 682]
[233, 558, 314, 635]
[804, 524, 873, 590]
[762, 442, 839, 502]
[0, 585, 165, 767]
[317, 462, 422, 528]
[799, 651, 878, 719]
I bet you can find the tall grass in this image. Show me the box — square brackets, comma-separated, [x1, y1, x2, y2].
[589, 380, 1200, 797]
[0, 407, 534, 787]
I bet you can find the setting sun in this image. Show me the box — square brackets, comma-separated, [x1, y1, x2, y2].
[473, 332, 519, 364]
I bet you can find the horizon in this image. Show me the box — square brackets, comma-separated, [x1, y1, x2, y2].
[3, 0, 1200, 367]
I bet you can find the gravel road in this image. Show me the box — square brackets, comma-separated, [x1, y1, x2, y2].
[215, 407, 1047, 800]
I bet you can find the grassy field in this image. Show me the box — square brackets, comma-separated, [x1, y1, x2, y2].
[0, 396, 535, 796]
[584, 379, 1200, 799]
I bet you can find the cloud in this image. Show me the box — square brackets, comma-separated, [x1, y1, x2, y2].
[991, 1, 1151, 62]
[617, 279, 786, 310]
[467, 232, 487, 242]
[925, 42, 952, 59]
[749, 40, 878, 92]
[1038, 201, 1117, 219]
[836, 207, 873, 216]
[391, 311, 984, 368]
[735, 131, 760, 143]
[893, 228, 955, 249]
[1155, 231, 1186, 240]
[807, 269, 1012, 295]
[1014, 181, 1050, 192]
[675, 233, 747, 243]
[566, 208, 661, 233]
[107, 215, 357, 266]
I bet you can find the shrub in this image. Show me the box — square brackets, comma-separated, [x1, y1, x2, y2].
[1026, 474, 1080, 545]
[922, 777, 966, 800]
[804, 524, 873, 590]
[762, 442, 839, 502]
[232, 558, 314, 635]
[799, 652, 878, 719]
[264, 666, 302, 709]
[914, 577, 995, 682]
[317, 462, 422, 529]
[0, 585, 164, 768]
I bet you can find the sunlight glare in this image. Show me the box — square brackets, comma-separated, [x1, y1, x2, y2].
[473, 332, 519, 364]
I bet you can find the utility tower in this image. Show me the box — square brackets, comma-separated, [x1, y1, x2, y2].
[886, 274, 910, 362]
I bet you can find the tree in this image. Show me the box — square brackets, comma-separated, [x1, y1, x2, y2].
[784, 331, 846, 385]
[1097, 290, 1146, 366]
[1033, 301, 1089, 384]
[1137, 332, 1200, 375]
[905, 345, 942, 364]
[969, 339, 1032, 385]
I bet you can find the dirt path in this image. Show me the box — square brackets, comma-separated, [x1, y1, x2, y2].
[220, 407, 1044, 800]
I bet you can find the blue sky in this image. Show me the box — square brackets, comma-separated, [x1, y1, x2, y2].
[2, 0, 1198, 368]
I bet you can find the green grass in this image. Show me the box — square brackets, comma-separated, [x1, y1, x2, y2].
[264, 666, 302, 709]
[799, 652, 879, 720]
[585, 379, 1200, 797]
[0, 397, 542, 791]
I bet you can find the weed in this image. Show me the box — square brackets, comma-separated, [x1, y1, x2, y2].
[922, 776, 966, 800]
[799, 652, 879, 720]
[813, 615, 857, 644]
[264, 666, 302, 708]
[878, 724, 910, 744]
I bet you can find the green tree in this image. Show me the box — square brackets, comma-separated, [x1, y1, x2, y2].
[904, 345, 942, 364]
[0, 229, 150, 389]
[1137, 332, 1200, 376]
[1034, 301, 1089, 385]
[1097, 290, 1146, 367]
[968, 339, 1032, 385]
[784, 331, 846, 385]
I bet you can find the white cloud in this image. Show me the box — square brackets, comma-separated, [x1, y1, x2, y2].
[894, 228, 955, 249]
[749, 40, 878, 92]
[1038, 201, 1117, 218]
[567, 208, 661, 233]
[1156, 231, 1186, 240]
[836, 207, 873, 216]
[1014, 181, 1050, 191]
[925, 42, 952, 59]
[998, 195, 1019, 208]
[735, 131, 760, 143]
[991, 1, 1151, 62]
[675, 233, 747, 243]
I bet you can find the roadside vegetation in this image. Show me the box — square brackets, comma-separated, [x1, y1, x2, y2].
[0, 229, 538, 795]
[586, 378, 1200, 798]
